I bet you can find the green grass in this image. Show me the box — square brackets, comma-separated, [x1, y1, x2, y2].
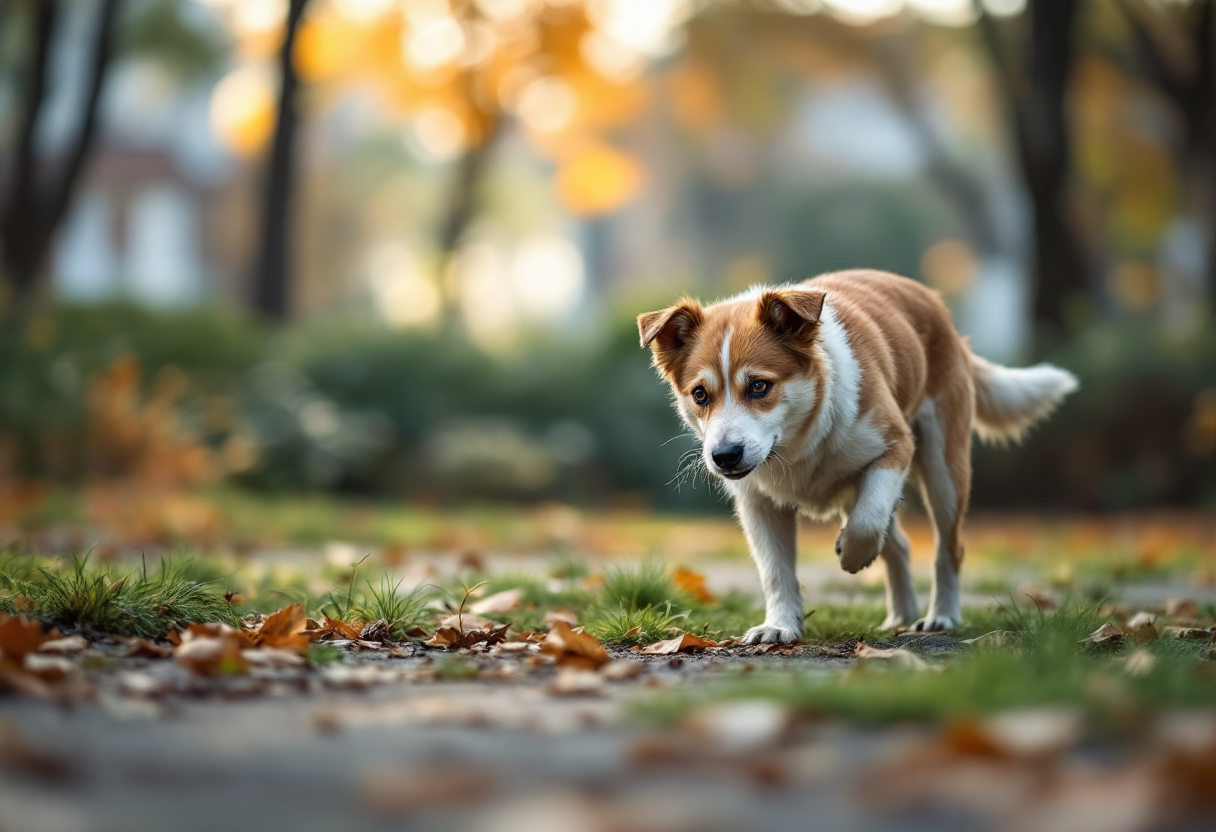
[588, 603, 681, 646]
[601, 561, 687, 611]
[1, 555, 238, 638]
[646, 604, 1216, 725]
[350, 575, 431, 638]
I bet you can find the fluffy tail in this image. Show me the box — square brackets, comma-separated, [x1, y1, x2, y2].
[970, 352, 1078, 445]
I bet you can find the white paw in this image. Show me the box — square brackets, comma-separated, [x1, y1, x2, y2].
[742, 623, 802, 645]
[836, 528, 883, 574]
[879, 612, 915, 631]
[910, 614, 960, 632]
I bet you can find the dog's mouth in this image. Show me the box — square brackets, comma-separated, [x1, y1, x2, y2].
[720, 467, 755, 480]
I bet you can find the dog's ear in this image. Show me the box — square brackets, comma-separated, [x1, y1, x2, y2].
[757, 288, 826, 340]
[638, 301, 703, 375]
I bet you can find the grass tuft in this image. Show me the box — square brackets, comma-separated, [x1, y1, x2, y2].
[589, 603, 680, 646]
[601, 562, 684, 611]
[351, 574, 431, 638]
[3, 554, 236, 638]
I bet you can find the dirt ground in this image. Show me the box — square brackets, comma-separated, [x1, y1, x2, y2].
[0, 637, 994, 832]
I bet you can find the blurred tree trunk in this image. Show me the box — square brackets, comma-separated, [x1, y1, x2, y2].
[1118, 0, 1216, 309]
[0, 0, 121, 315]
[251, 0, 309, 321]
[975, 0, 1089, 346]
[433, 113, 505, 331]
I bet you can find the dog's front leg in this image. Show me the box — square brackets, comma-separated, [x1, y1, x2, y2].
[837, 461, 910, 575]
[736, 492, 803, 645]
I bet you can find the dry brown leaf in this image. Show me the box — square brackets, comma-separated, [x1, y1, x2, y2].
[359, 619, 393, 642]
[438, 613, 496, 632]
[174, 634, 248, 676]
[673, 567, 716, 604]
[184, 621, 254, 647]
[1132, 621, 1159, 644]
[638, 633, 719, 655]
[313, 616, 363, 641]
[22, 654, 76, 683]
[470, 588, 523, 615]
[854, 643, 932, 670]
[540, 620, 610, 669]
[1082, 622, 1126, 649]
[0, 614, 52, 664]
[423, 624, 509, 650]
[1127, 611, 1157, 629]
[253, 603, 310, 652]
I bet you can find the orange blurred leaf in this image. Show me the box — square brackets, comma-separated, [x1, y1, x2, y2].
[673, 567, 715, 604]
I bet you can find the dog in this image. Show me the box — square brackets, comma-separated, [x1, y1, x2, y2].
[638, 270, 1077, 643]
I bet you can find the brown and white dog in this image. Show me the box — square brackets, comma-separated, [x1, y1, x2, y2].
[638, 270, 1077, 643]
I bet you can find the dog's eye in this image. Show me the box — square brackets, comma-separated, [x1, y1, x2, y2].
[748, 380, 772, 399]
[691, 386, 709, 406]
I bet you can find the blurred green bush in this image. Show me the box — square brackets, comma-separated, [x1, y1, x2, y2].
[1, 304, 1212, 512]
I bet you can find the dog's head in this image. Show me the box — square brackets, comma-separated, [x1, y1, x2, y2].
[638, 287, 827, 481]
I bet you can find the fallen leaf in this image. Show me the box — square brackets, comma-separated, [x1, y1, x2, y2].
[638, 633, 719, 655]
[359, 619, 393, 642]
[438, 613, 497, 632]
[854, 643, 932, 670]
[254, 603, 310, 652]
[1082, 622, 1125, 649]
[1131, 621, 1159, 644]
[540, 620, 610, 670]
[313, 616, 363, 641]
[0, 614, 51, 664]
[470, 588, 523, 615]
[423, 624, 509, 650]
[673, 567, 716, 604]
[174, 633, 248, 676]
[1127, 611, 1157, 629]
[22, 654, 75, 683]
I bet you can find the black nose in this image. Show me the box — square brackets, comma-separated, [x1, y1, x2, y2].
[712, 444, 745, 469]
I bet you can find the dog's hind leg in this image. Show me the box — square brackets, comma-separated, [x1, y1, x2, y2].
[879, 518, 918, 630]
[910, 396, 971, 632]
